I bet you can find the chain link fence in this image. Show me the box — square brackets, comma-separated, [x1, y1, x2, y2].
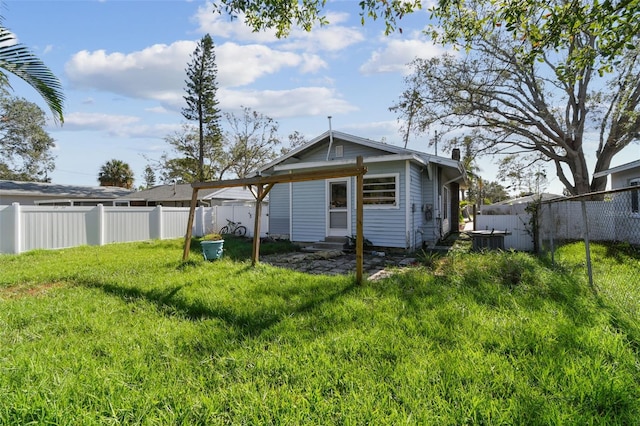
[537, 186, 640, 290]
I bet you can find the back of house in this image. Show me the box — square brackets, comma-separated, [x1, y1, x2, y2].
[259, 131, 466, 251]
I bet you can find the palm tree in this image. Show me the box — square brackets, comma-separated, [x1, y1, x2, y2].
[98, 159, 134, 189]
[0, 21, 64, 123]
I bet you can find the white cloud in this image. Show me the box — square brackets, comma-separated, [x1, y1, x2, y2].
[145, 106, 170, 114]
[62, 112, 181, 139]
[280, 23, 365, 53]
[65, 39, 327, 107]
[359, 38, 448, 75]
[217, 42, 304, 86]
[65, 41, 195, 102]
[193, 4, 280, 43]
[64, 112, 140, 129]
[195, 4, 364, 53]
[218, 87, 357, 118]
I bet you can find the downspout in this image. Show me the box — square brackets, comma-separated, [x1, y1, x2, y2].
[405, 160, 411, 250]
[326, 116, 333, 161]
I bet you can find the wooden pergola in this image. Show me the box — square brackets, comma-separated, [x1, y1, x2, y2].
[182, 156, 368, 284]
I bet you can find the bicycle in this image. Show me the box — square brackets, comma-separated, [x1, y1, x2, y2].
[220, 218, 247, 236]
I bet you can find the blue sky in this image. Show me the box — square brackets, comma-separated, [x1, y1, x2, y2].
[6, 0, 453, 188]
[7, 0, 634, 194]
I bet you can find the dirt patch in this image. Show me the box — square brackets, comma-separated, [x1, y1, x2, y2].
[0, 282, 66, 300]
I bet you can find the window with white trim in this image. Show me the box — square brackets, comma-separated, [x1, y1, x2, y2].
[363, 174, 398, 207]
[443, 186, 449, 220]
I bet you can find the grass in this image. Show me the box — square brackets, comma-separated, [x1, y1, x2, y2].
[0, 238, 638, 424]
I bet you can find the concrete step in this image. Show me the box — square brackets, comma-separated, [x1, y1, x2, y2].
[301, 236, 349, 252]
[323, 236, 349, 244]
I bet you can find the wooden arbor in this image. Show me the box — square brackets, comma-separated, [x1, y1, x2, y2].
[182, 156, 368, 284]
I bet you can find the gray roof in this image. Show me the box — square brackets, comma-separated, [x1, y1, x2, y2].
[259, 130, 464, 175]
[593, 159, 640, 178]
[119, 184, 261, 203]
[490, 193, 565, 206]
[0, 180, 133, 198]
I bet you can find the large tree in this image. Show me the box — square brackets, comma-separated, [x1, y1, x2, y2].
[220, 107, 282, 179]
[0, 21, 64, 123]
[391, 26, 640, 195]
[0, 96, 55, 182]
[182, 34, 223, 182]
[98, 159, 134, 189]
[155, 123, 220, 183]
[212, 0, 639, 70]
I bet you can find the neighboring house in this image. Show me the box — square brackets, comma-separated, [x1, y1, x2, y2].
[258, 130, 467, 250]
[593, 159, 640, 213]
[0, 180, 133, 206]
[480, 193, 565, 215]
[119, 183, 266, 207]
[593, 159, 640, 190]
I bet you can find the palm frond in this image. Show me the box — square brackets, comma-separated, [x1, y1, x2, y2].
[0, 27, 64, 124]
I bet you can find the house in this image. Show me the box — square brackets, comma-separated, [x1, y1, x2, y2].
[593, 159, 640, 213]
[119, 183, 266, 207]
[593, 159, 640, 190]
[257, 130, 467, 250]
[0, 180, 133, 206]
[480, 193, 565, 215]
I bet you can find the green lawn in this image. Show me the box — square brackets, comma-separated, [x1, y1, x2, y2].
[1, 238, 638, 425]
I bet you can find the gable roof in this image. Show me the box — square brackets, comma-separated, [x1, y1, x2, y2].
[119, 184, 262, 203]
[593, 159, 640, 178]
[0, 180, 133, 199]
[259, 130, 463, 174]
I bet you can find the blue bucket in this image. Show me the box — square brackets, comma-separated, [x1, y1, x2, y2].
[201, 240, 224, 261]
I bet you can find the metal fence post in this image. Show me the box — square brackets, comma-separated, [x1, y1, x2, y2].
[580, 199, 594, 289]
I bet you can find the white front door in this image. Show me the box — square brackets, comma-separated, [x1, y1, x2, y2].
[327, 179, 350, 237]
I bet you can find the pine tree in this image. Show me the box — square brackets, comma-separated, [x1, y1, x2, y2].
[182, 34, 222, 182]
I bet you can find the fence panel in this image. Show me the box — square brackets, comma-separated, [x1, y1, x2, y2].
[213, 204, 269, 237]
[538, 186, 640, 288]
[476, 214, 534, 251]
[104, 207, 154, 244]
[21, 205, 91, 251]
[162, 207, 192, 239]
[1, 203, 270, 254]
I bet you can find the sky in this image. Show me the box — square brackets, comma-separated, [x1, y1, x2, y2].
[3, 0, 637, 194]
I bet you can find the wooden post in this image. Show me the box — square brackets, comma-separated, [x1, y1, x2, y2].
[251, 185, 263, 266]
[182, 188, 199, 261]
[356, 156, 364, 284]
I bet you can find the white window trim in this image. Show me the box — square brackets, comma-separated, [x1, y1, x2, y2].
[363, 173, 400, 210]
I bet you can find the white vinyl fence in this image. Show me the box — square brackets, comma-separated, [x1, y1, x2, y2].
[0, 203, 268, 255]
[475, 214, 534, 251]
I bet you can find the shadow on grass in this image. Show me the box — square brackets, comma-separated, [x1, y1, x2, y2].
[72, 273, 357, 340]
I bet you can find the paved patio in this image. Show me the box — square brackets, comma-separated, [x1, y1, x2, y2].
[259, 250, 418, 281]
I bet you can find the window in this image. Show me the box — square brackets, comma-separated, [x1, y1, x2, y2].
[335, 145, 343, 158]
[443, 187, 449, 220]
[631, 178, 639, 213]
[363, 174, 397, 207]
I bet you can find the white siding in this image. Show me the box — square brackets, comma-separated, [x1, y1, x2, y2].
[420, 166, 438, 246]
[353, 162, 407, 248]
[302, 140, 392, 162]
[268, 183, 290, 237]
[408, 162, 423, 249]
[291, 181, 325, 242]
